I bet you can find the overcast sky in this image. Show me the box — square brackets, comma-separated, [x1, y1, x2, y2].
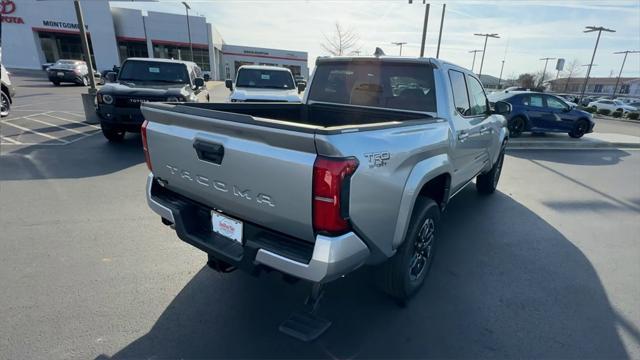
[113, 0, 640, 79]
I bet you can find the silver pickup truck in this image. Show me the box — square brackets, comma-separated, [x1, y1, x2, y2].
[142, 56, 510, 340]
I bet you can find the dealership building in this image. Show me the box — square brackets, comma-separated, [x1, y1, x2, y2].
[0, 0, 308, 80]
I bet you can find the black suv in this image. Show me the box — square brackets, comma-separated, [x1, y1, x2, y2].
[97, 58, 210, 142]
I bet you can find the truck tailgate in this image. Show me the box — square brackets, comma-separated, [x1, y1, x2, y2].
[142, 104, 317, 242]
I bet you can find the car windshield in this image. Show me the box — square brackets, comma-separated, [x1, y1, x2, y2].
[236, 69, 295, 89]
[118, 61, 190, 84]
[487, 92, 515, 102]
[613, 100, 625, 105]
[308, 61, 437, 113]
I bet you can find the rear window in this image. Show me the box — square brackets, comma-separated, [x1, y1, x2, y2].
[308, 62, 436, 112]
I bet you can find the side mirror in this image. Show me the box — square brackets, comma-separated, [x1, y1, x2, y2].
[225, 79, 233, 91]
[194, 77, 205, 88]
[203, 73, 210, 81]
[106, 72, 117, 83]
[297, 82, 306, 94]
[493, 100, 512, 115]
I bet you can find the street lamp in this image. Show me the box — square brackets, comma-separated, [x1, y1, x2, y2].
[182, 1, 194, 62]
[391, 42, 407, 56]
[474, 33, 500, 78]
[538, 57, 556, 87]
[408, 0, 430, 57]
[578, 26, 615, 103]
[612, 50, 639, 98]
[468, 49, 483, 72]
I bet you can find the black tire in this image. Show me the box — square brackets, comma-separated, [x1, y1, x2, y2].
[52, 81, 60, 86]
[569, 119, 589, 138]
[378, 198, 440, 301]
[508, 117, 525, 137]
[80, 76, 89, 86]
[1, 91, 10, 117]
[476, 144, 505, 194]
[101, 124, 126, 142]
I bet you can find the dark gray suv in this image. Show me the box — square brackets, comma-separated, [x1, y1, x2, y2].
[96, 58, 210, 142]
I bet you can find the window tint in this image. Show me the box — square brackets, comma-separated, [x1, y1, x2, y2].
[465, 75, 488, 116]
[523, 94, 544, 107]
[236, 69, 295, 89]
[449, 70, 470, 115]
[546, 96, 567, 110]
[308, 62, 437, 112]
[118, 61, 190, 84]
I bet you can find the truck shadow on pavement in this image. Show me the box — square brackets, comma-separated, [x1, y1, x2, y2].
[100, 187, 633, 359]
[508, 148, 631, 166]
[0, 133, 144, 181]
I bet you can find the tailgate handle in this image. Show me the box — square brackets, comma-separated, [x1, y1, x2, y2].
[193, 140, 224, 165]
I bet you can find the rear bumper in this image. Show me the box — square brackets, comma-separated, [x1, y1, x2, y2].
[146, 174, 369, 283]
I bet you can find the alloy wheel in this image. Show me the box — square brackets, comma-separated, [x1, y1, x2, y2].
[409, 217, 435, 281]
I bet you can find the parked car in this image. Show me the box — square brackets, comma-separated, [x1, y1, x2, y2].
[1, 63, 16, 117]
[46, 59, 100, 86]
[99, 66, 120, 85]
[490, 92, 594, 138]
[225, 65, 303, 102]
[141, 56, 510, 340]
[587, 99, 638, 114]
[96, 58, 209, 142]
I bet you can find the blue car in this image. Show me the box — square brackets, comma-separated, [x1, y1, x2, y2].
[489, 92, 595, 138]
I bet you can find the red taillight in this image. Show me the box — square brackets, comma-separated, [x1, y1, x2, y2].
[312, 156, 359, 235]
[141, 120, 152, 171]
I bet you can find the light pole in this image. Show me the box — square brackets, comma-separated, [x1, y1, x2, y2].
[182, 1, 193, 62]
[392, 42, 407, 56]
[612, 50, 639, 98]
[408, 0, 430, 57]
[436, 4, 446, 58]
[538, 57, 556, 88]
[469, 49, 483, 72]
[73, 0, 96, 93]
[498, 60, 505, 89]
[474, 33, 500, 78]
[579, 26, 615, 104]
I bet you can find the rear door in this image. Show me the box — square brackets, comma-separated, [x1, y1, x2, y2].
[142, 104, 318, 242]
[522, 93, 546, 130]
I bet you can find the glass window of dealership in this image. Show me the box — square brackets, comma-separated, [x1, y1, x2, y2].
[1, 1, 308, 81]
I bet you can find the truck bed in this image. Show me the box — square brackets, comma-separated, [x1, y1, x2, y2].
[144, 102, 430, 133]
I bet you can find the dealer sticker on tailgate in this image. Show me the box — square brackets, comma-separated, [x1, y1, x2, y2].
[211, 211, 243, 244]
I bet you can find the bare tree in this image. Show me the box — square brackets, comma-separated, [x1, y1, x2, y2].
[518, 73, 536, 89]
[321, 22, 361, 56]
[535, 69, 554, 89]
[562, 59, 581, 92]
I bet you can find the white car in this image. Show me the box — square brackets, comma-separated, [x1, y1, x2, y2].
[225, 65, 303, 102]
[587, 99, 637, 114]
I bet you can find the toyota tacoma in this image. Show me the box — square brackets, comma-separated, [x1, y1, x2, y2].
[141, 54, 510, 340]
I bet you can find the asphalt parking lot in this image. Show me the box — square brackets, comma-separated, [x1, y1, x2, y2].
[1, 71, 640, 359]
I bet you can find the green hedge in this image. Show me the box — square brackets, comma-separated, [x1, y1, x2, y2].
[597, 108, 611, 115]
[627, 112, 639, 120]
[580, 106, 596, 113]
[612, 111, 623, 118]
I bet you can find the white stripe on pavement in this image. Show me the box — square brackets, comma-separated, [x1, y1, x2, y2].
[0, 135, 22, 144]
[41, 112, 100, 129]
[24, 115, 87, 135]
[2, 120, 69, 143]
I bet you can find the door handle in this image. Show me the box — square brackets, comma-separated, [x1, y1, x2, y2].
[193, 139, 224, 164]
[480, 126, 491, 135]
[458, 131, 469, 141]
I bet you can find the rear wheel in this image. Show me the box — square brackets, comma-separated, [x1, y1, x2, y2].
[80, 76, 89, 86]
[1, 91, 10, 117]
[508, 117, 525, 137]
[378, 198, 440, 302]
[569, 119, 589, 138]
[101, 124, 125, 142]
[52, 81, 60, 86]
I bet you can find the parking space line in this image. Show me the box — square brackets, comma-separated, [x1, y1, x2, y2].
[2, 120, 69, 143]
[24, 116, 88, 135]
[61, 111, 85, 117]
[44, 112, 100, 129]
[0, 135, 22, 145]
